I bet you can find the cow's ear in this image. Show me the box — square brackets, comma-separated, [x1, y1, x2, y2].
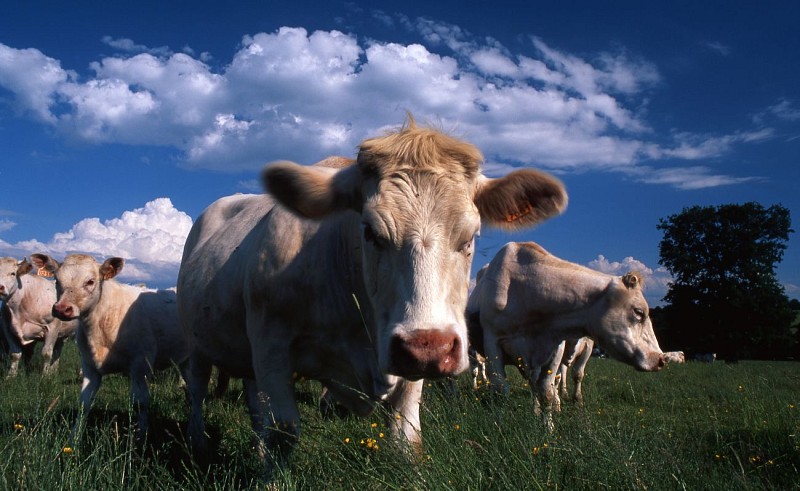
[262, 161, 363, 219]
[475, 169, 567, 231]
[100, 257, 124, 280]
[30, 254, 58, 277]
[16, 258, 33, 276]
[622, 272, 643, 289]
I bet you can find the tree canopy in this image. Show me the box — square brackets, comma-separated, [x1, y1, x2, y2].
[656, 202, 795, 360]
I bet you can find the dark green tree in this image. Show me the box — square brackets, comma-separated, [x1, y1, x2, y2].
[657, 202, 795, 360]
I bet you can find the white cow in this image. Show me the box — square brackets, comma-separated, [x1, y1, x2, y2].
[467, 241, 665, 431]
[177, 118, 568, 478]
[31, 253, 189, 441]
[0, 257, 77, 377]
[663, 351, 686, 364]
[556, 336, 595, 407]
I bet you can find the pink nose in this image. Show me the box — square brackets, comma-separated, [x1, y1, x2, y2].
[53, 303, 75, 320]
[389, 329, 462, 380]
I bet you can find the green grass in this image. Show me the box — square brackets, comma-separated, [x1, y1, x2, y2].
[1, 344, 798, 490]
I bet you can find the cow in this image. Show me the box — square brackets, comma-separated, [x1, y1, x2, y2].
[557, 336, 595, 407]
[177, 117, 568, 478]
[694, 352, 716, 363]
[663, 351, 685, 364]
[467, 241, 665, 431]
[0, 257, 78, 377]
[30, 253, 189, 442]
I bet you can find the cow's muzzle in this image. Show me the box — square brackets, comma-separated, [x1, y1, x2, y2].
[52, 303, 78, 321]
[388, 329, 464, 380]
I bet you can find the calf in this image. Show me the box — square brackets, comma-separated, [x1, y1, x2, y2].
[31, 254, 188, 441]
[0, 257, 77, 377]
[177, 118, 568, 478]
[467, 241, 665, 431]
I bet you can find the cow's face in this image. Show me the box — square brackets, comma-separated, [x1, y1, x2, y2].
[359, 172, 481, 380]
[30, 254, 123, 321]
[264, 119, 567, 380]
[594, 272, 665, 372]
[0, 258, 20, 300]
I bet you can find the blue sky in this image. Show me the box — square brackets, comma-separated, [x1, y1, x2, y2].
[1, 1, 798, 306]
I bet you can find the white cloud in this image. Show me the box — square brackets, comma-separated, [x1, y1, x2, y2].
[0, 219, 16, 233]
[632, 166, 761, 190]
[0, 44, 74, 122]
[0, 19, 770, 188]
[587, 255, 672, 302]
[0, 198, 192, 287]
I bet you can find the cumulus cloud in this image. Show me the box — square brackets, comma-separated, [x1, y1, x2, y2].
[0, 198, 192, 287]
[587, 254, 672, 302]
[0, 16, 771, 188]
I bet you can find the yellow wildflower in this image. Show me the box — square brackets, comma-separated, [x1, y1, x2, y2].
[344, 437, 350, 444]
[532, 447, 540, 456]
[378, 432, 384, 438]
[371, 422, 378, 428]
[62, 447, 73, 454]
[13, 424, 24, 431]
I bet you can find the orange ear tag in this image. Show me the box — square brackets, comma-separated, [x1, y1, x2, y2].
[37, 268, 53, 278]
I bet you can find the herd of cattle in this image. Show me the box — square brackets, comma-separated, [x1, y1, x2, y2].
[1, 118, 697, 479]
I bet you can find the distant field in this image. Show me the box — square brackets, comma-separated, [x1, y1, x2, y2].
[1, 343, 798, 490]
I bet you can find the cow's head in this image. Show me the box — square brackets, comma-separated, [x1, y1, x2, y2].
[593, 272, 665, 372]
[263, 118, 567, 380]
[0, 257, 33, 300]
[30, 253, 124, 321]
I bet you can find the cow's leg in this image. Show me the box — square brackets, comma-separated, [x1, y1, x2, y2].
[70, 361, 102, 445]
[243, 378, 267, 458]
[483, 331, 509, 395]
[248, 318, 300, 481]
[384, 379, 424, 455]
[211, 368, 231, 399]
[557, 362, 569, 401]
[129, 359, 154, 441]
[3, 330, 23, 378]
[530, 341, 566, 433]
[40, 326, 60, 375]
[49, 337, 66, 375]
[572, 340, 593, 406]
[186, 350, 213, 454]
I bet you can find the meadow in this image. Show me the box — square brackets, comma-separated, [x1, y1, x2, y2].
[1, 343, 798, 490]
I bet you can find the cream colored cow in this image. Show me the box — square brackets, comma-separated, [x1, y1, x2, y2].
[31, 253, 188, 442]
[177, 117, 568, 479]
[467, 241, 665, 431]
[0, 257, 77, 377]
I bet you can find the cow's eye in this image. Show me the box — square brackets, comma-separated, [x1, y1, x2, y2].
[633, 307, 645, 321]
[458, 238, 473, 257]
[362, 223, 385, 249]
[86, 279, 96, 288]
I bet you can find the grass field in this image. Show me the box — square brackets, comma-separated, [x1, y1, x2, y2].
[1, 343, 798, 490]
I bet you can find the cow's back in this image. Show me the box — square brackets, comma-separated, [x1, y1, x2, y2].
[482, 242, 613, 318]
[178, 193, 281, 375]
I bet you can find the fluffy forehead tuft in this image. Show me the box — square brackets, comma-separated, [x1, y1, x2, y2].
[357, 119, 483, 180]
[61, 254, 100, 267]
